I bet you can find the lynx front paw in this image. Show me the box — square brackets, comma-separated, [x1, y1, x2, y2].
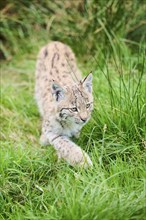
[52, 136, 93, 168]
[70, 148, 93, 168]
[57, 147, 93, 169]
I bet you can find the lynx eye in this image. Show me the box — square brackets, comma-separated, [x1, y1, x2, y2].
[86, 103, 90, 108]
[71, 107, 78, 112]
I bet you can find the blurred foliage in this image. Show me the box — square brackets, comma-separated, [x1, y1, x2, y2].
[0, 0, 146, 60]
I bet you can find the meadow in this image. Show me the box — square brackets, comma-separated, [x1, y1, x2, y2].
[0, 1, 146, 219]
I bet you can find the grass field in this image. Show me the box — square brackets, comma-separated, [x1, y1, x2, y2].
[0, 1, 146, 220]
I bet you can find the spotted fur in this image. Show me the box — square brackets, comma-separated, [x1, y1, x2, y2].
[35, 41, 93, 168]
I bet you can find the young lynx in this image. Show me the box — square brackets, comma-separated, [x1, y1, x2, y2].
[35, 41, 93, 168]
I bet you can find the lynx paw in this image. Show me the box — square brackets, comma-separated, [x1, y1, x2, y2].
[57, 147, 93, 169]
[71, 149, 93, 168]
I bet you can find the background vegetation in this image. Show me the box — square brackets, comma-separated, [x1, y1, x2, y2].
[0, 0, 146, 220]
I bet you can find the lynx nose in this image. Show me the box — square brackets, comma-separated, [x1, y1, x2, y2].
[80, 117, 87, 123]
[80, 112, 88, 123]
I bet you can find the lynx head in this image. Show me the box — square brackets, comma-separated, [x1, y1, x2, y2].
[51, 73, 93, 125]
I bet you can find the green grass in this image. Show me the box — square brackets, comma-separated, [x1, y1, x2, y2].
[1, 40, 146, 220]
[0, 1, 146, 220]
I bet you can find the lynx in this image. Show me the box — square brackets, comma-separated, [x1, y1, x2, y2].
[35, 41, 93, 168]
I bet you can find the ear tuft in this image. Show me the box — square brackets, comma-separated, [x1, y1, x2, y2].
[52, 82, 64, 101]
[82, 72, 92, 93]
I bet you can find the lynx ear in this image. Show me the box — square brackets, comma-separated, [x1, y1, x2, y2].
[51, 82, 65, 101]
[82, 72, 92, 93]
